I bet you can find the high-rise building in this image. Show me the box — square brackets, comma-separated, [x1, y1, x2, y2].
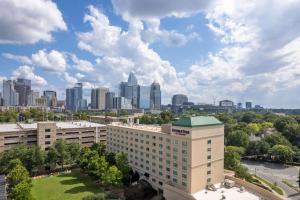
[119, 72, 140, 109]
[3, 80, 19, 106]
[172, 94, 188, 107]
[105, 92, 115, 110]
[139, 86, 150, 109]
[150, 81, 161, 110]
[14, 78, 31, 106]
[66, 83, 85, 112]
[245, 101, 252, 109]
[27, 91, 39, 106]
[237, 102, 243, 109]
[107, 116, 224, 199]
[91, 87, 109, 110]
[43, 91, 57, 107]
[113, 97, 132, 110]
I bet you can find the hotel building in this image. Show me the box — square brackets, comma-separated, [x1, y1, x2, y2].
[0, 121, 106, 152]
[106, 116, 224, 200]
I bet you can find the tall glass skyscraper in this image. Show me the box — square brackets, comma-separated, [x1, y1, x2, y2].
[66, 83, 84, 112]
[150, 81, 161, 110]
[119, 72, 140, 109]
[3, 80, 19, 106]
[14, 78, 31, 106]
[139, 86, 150, 109]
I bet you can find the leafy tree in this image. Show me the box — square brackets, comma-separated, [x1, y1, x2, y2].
[105, 152, 116, 166]
[24, 146, 45, 175]
[91, 143, 106, 156]
[67, 143, 81, 164]
[247, 123, 260, 134]
[274, 117, 297, 132]
[268, 144, 294, 162]
[224, 146, 244, 170]
[235, 165, 251, 180]
[82, 193, 105, 200]
[116, 152, 131, 185]
[7, 160, 32, 188]
[263, 133, 291, 147]
[226, 130, 249, 148]
[102, 165, 122, 186]
[282, 124, 300, 148]
[46, 146, 58, 170]
[9, 180, 34, 200]
[54, 140, 69, 171]
[241, 112, 258, 124]
[246, 141, 270, 156]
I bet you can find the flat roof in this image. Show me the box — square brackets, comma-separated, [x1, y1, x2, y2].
[0, 121, 106, 133]
[109, 122, 162, 133]
[172, 116, 222, 127]
[0, 124, 21, 133]
[193, 184, 260, 200]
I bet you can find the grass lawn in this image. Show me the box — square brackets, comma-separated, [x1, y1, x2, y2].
[31, 171, 104, 200]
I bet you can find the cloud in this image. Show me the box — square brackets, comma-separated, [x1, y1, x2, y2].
[63, 72, 78, 86]
[112, 0, 210, 19]
[12, 66, 47, 87]
[0, 0, 67, 44]
[3, 49, 67, 72]
[76, 6, 186, 99]
[141, 19, 200, 46]
[70, 54, 94, 72]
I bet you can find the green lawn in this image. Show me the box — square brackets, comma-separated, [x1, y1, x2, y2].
[31, 172, 104, 200]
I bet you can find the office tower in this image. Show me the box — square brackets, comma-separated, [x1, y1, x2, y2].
[105, 92, 115, 110]
[66, 83, 85, 112]
[14, 78, 31, 106]
[119, 72, 140, 109]
[90, 87, 109, 110]
[3, 80, 19, 106]
[43, 91, 57, 107]
[245, 101, 252, 109]
[113, 97, 132, 110]
[172, 94, 188, 106]
[139, 86, 150, 109]
[35, 97, 47, 107]
[27, 91, 39, 106]
[237, 102, 243, 109]
[150, 81, 161, 110]
[219, 100, 234, 107]
[107, 116, 224, 199]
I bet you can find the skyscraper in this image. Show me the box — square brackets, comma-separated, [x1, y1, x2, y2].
[43, 90, 57, 107]
[90, 87, 109, 110]
[105, 92, 115, 110]
[172, 94, 188, 106]
[139, 86, 150, 109]
[27, 91, 39, 106]
[119, 72, 140, 109]
[66, 83, 85, 112]
[14, 78, 31, 106]
[245, 101, 252, 109]
[3, 80, 19, 106]
[150, 81, 161, 110]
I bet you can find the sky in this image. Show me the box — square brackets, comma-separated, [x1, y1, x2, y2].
[0, 0, 300, 108]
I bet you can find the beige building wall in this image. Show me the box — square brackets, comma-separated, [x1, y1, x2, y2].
[37, 122, 57, 150]
[106, 122, 224, 199]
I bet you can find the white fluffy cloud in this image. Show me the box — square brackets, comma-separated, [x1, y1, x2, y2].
[3, 49, 67, 72]
[77, 6, 186, 99]
[70, 54, 94, 72]
[12, 66, 47, 87]
[0, 0, 67, 44]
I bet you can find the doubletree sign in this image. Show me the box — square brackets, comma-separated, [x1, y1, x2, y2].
[172, 129, 190, 136]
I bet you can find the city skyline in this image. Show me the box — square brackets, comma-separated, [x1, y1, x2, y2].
[1, 0, 300, 108]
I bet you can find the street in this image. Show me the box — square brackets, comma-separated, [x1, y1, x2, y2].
[242, 160, 300, 200]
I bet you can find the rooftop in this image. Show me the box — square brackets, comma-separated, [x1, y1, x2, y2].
[193, 184, 260, 200]
[0, 121, 105, 133]
[172, 116, 222, 127]
[109, 122, 162, 133]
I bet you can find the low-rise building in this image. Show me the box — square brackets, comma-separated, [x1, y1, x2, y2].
[106, 116, 224, 199]
[0, 121, 106, 152]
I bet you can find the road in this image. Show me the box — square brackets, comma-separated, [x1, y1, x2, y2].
[242, 160, 300, 200]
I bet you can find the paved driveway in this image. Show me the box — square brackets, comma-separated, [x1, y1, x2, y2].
[242, 160, 300, 199]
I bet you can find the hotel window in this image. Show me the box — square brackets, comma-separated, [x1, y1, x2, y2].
[182, 174, 187, 179]
[207, 178, 211, 183]
[207, 163, 211, 167]
[159, 144, 163, 148]
[173, 163, 178, 168]
[182, 182, 187, 187]
[152, 169, 156, 173]
[159, 171, 163, 176]
[45, 129, 51, 132]
[207, 171, 211, 175]
[152, 162, 156, 167]
[152, 143, 156, 146]
[152, 136, 156, 139]
[166, 153, 171, 157]
[166, 175, 170, 179]
[182, 149, 187, 155]
[159, 157, 163, 162]
[182, 166, 187, 171]
[173, 140, 178, 145]
[173, 147, 178, 153]
[159, 137, 163, 141]
[173, 170, 178, 175]
[146, 153, 149, 158]
[159, 151, 163, 155]
[166, 160, 170, 164]
[166, 146, 171, 150]
[166, 138, 171, 143]
[146, 141, 149, 144]
[146, 160, 149, 164]
[173, 155, 177, 160]
[166, 167, 170, 172]
[146, 166, 149, 170]
[146, 135, 149, 139]
[173, 178, 178, 183]
[140, 140, 144, 143]
[159, 165, 163, 169]
[182, 158, 187, 163]
[152, 178, 156, 182]
[140, 152, 144, 156]
[152, 149, 156, 153]
[135, 139, 138, 142]
[207, 155, 211, 160]
[140, 164, 144, 168]
[152, 155, 156, 159]
[146, 147, 149, 151]
[207, 140, 211, 144]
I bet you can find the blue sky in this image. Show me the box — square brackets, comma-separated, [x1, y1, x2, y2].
[1, 0, 300, 108]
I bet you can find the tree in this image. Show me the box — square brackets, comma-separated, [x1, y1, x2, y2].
[268, 144, 294, 163]
[91, 143, 106, 156]
[82, 194, 105, 200]
[9, 181, 34, 200]
[54, 140, 69, 171]
[247, 123, 260, 134]
[67, 143, 81, 164]
[224, 146, 244, 170]
[105, 152, 116, 166]
[282, 124, 300, 148]
[263, 133, 291, 147]
[116, 152, 131, 185]
[246, 140, 270, 156]
[226, 130, 249, 148]
[274, 117, 297, 132]
[102, 165, 122, 186]
[235, 165, 251, 180]
[24, 146, 45, 175]
[46, 146, 58, 170]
